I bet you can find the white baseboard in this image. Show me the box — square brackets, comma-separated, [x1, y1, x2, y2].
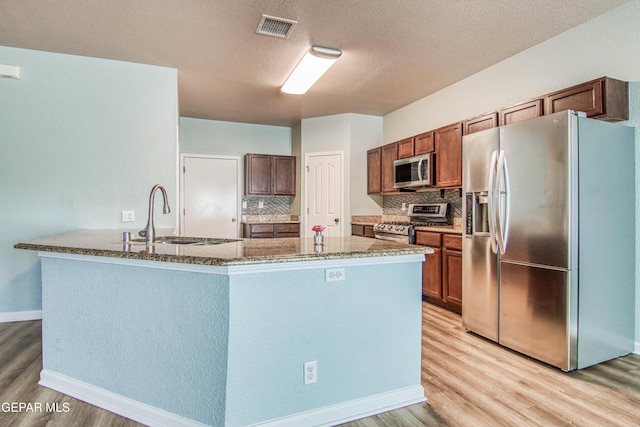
[252, 385, 427, 427]
[0, 310, 42, 323]
[39, 370, 209, 427]
[40, 368, 426, 427]
[635, 340, 640, 355]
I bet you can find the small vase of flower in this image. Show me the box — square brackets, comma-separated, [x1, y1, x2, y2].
[312, 225, 325, 245]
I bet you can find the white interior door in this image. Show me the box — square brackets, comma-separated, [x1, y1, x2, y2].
[305, 152, 343, 238]
[182, 155, 240, 238]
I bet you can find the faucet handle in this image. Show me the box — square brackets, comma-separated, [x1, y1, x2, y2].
[138, 229, 147, 237]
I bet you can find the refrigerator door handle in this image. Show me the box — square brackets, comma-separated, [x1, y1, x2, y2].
[495, 149, 510, 255]
[500, 152, 510, 252]
[487, 150, 499, 254]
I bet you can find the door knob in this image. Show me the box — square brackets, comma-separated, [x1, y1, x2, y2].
[334, 218, 340, 223]
[232, 218, 236, 222]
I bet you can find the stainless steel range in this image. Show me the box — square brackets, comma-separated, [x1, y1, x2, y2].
[373, 203, 449, 243]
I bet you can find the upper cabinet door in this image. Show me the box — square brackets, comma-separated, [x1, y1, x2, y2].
[499, 99, 544, 126]
[545, 77, 628, 122]
[272, 156, 296, 196]
[245, 154, 272, 195]
[415, 131, 435, 154]
[367, 147, 382, 194]
[245, 154, 296, 196]
[397, 137, 415, 159]
[435, 122, 463, 188]
[464, 112, 498, 135]
[381, 142, 398, 193]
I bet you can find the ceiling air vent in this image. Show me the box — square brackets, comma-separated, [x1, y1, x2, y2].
[256, 14, 297, 39]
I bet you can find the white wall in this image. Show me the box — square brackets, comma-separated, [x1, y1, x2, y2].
[384, 0, 640, 143]
[383, 0, 640, 349]
[349, 115, 384, 215]
[299, 114, 383, 235]
[0, 46, 178, 318]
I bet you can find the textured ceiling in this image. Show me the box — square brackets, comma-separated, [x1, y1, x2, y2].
[0, 0, 629, 127]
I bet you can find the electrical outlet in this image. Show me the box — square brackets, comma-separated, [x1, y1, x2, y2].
[242, 201, 247, 209]
[325, 268, 345, 282]
[402, 202, 406, 211]
[258, 201, 264, 209]
[304, 360, 317, 385]
[121, 210, 135, 222]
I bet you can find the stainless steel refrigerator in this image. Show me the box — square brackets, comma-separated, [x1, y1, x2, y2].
[462, 110, 635, 371]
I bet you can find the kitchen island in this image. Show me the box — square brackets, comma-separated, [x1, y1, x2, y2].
[15, 230, 432, 427]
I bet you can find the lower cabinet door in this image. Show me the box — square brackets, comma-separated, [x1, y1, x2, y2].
[442, 248, 462, 314]
[422, 248, 442, 300]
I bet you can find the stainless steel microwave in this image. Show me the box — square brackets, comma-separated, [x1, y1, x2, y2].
[394, 153, 434, 188]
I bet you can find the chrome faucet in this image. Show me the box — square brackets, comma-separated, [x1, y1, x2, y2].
[139, 184, 171, 245]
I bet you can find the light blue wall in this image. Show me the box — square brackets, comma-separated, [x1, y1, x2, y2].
[225, 263, 423, 426]
[0, 46, 178, 315]
[621, 82, 640, 349]
[39, 256, 423, 426]
[41, 258, 230, 425]
[179, 117, 291, 156]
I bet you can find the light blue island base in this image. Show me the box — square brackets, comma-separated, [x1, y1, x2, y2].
[38, 253, 426, 427]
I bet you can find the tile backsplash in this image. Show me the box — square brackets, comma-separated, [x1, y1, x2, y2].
[383, 190, 462, 220]
[242, 196, 293, 216]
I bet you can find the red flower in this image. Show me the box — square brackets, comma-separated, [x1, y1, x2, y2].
[312, 225, 326, 232]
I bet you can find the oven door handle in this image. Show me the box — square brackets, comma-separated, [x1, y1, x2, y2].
[374, 234, 409, 244]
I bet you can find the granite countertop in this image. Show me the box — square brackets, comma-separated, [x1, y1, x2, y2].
[241, 215, 300, 225]
[14, 229, 432, 267]
[413, 225, 463, 235]
[350, 216, 463, 234]
[350, 215, 382, 226]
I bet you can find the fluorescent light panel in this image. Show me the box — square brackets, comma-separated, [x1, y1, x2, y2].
[281, 46, 341, 95]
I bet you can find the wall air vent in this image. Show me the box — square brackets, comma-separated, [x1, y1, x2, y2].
[256, 14, 297, 39]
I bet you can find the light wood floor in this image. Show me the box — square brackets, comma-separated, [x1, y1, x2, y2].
[1, 304, 639, 426]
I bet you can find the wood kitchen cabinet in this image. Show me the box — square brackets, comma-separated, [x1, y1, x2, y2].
[414, 131, 435, 155]
[499, 99, 544, 126]
[416, 231, 462, 314]
[243, 223, 300, 238]
[397, 137, 415, 159]
[434, 122, 463, 189]
[464, 112, 498, 135]
[417, 231, 442, 301]
[381, 142, 399, 193]
[545, 77, 628, 122]
[367, 147, 382, 194]
[245, 154, 295, 196]
[351, 224, 375, 238]
[397, 132, 435, 160]
[442, 234, 462, 314]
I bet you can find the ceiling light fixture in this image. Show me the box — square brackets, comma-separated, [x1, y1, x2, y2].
[281, 46, 342, 95]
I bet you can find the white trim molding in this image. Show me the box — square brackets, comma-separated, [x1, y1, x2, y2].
[40, 370, 209, 427]
[40, 369, 425, 427]
[0, 310, 42, 323]
[252, 385, 426, 427]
